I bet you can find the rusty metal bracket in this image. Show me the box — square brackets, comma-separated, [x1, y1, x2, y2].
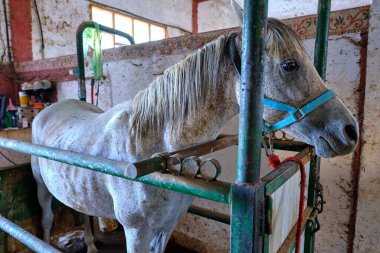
[264, 195, 273, 235]
[306, 209, 321, 234]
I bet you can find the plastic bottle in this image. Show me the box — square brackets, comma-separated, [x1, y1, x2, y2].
[6, 98, 18, 128]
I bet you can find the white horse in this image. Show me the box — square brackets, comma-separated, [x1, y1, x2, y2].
[31, 14, 358, 253]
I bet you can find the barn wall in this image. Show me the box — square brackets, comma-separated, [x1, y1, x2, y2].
[354, 1, 380, 252]
[197, 0, 372, 33]
[30, 0, 192, 60]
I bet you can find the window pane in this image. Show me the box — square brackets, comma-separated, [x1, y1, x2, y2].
[150, 25, 166, 41]
[92, 7, 113, 27]
[101, 33, 114, 49]
[92, 7, 114, 49]
[133, 20, 150, 44]
[114, 14, 133, 46]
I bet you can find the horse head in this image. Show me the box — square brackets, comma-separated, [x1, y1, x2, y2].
[231, 0, 359, 157]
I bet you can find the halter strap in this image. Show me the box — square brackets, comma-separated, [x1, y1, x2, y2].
[226, 34, 337, 131]
[227, 33, 242, 76]
[263, 90, 336, 131]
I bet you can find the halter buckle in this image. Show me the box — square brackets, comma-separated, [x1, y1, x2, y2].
[293, 110, 305, 121]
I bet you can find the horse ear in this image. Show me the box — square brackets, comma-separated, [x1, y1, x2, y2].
[231, 0, 243, 25]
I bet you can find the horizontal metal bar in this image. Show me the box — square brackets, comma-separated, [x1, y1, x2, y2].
[0, 215, 61, 253]
[277, 207, 313, 253]
[169, 135, 238, 158]
[270, 139, 308, 152]
[262, 148, 310, 195]
[0, 137, 155, 179]
[138, 174, 231, 204]
[168, 134, 306, 159]
[0, 138, 231, 203]
[188, 205, 230, 224]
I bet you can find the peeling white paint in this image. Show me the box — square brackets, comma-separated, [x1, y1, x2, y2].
[31, 0, 191, 60]
[198, 0, 373, 33]
[355, 0, 380, 251]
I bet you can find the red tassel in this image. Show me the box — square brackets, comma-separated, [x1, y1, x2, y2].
[268, 155, 281, 169]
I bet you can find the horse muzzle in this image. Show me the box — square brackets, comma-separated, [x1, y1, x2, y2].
[313, 117, 359, 158]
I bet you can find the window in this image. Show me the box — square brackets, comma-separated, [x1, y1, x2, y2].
[91, 6, 167, 49]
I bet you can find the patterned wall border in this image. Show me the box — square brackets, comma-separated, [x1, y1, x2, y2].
[15, 5, 370, 75]
[283, 5, 370, 39]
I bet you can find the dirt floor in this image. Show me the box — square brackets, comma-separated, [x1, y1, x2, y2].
[53, 220, 197, 253]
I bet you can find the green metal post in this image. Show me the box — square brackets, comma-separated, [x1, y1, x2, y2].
[231, 0, 268, 252]
[236, 0, 268, 184]
[314, 0, 331, 80]
[305, 1, 331, 252]
[76, 21, 135, 101]
[231, 183, 265, 253]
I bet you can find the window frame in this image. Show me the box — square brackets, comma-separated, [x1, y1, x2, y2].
[90, 5, 168, 47]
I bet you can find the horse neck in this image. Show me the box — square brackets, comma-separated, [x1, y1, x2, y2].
[165, 62, 239, 147]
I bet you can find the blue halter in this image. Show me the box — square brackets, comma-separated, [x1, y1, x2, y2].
[262, 89, 336, 131]
[226, 33, 337, 132]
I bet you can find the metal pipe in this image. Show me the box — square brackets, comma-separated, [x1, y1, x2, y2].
[0, 215, 61, 253]
[76, 21, 135, 101]
[188, 205, 230, 224]
[138, 174, 231, 204]
[305, 1, 332, 252]
[314, 0, 331, 80]
[2, 0, 15, 73]
[236, 0, 268, 184]
[168, 135, 238, 157]
[0, 137, 147, 179]
[0, 138, 231, 203]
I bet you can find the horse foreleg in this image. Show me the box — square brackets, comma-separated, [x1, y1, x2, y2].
[83, 214, 98, 253]
[149, 223, 177, 253]
[123, 226, 153, 253]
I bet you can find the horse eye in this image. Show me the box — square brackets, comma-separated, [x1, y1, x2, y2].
[280, 60, 298, 72]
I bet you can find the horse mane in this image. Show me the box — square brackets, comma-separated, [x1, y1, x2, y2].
[130, 34, 228, 135]
[267, 19, 309, 61]
[130, 18, 307, 136]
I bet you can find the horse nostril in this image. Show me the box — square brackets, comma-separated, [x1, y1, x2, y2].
[345, 125, 358, 142]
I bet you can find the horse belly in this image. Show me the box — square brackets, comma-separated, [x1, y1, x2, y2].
[40, 159, 116, 218]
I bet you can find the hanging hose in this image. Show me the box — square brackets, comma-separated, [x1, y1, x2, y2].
[33, 0, 45, 59]
[83, 24, 103, 105]
[92, 23, 103, 80]
[2, 0, 15, 73]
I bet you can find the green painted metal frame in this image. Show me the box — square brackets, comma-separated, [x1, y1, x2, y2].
[231, 0, 268, 252]
[0, 138, 231, 204]
[262, 149, 311, 253]
[76, 21, 135, 101]
[0, 215, 60, 253]
[304, 1, 332, 252]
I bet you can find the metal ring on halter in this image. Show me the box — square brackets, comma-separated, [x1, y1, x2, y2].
[262, 134, 274, 157]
